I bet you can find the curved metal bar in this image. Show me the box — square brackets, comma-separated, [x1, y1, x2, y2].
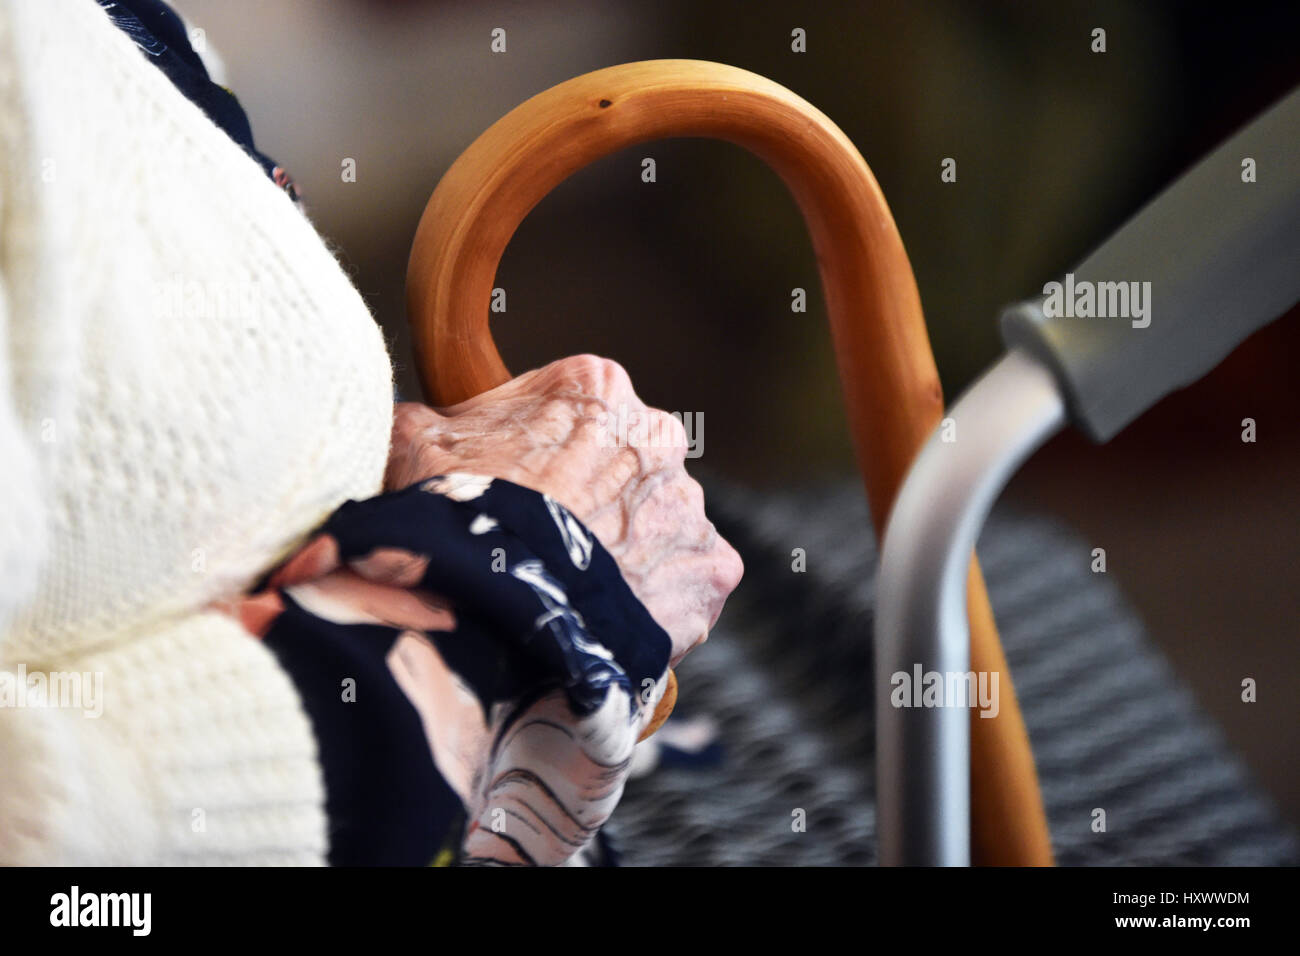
[876, 349, 1066, 865]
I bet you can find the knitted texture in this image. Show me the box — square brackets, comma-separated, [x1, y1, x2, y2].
[0, 613, 328, 865]
[0, 0, 394, 863]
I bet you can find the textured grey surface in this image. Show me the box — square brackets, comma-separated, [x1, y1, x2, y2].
[608, 481, 1298, 866]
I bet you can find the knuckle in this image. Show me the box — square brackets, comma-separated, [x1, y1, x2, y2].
[714, 538, 744, 592]
[553, 354, 632, 399]
[676, 476, 743, 594]
[650, 409, 688, 453]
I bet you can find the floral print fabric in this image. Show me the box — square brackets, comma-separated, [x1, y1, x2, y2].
[240, 475, 673, 866]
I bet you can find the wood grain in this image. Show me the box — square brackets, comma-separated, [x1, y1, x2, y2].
[406, 59, 1052, 865]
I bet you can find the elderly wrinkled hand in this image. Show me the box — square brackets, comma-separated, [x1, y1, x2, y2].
[385, 354, 743, 666]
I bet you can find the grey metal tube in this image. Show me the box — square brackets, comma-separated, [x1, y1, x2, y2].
[876, 86, 1297, 866]
[1001, 86, 1300, 442]
[876, 349, 1065, 866]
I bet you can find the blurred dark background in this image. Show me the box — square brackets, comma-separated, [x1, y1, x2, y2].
[177, 0, 1299, 825]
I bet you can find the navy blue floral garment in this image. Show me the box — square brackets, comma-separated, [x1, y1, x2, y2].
[247, 475, 673, 866]
[321, 474, 671, 717]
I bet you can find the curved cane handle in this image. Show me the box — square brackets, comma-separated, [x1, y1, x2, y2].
[406, 59, 1051, 864]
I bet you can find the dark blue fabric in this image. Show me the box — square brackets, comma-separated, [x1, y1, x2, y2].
[262, 599, 461, 867]
[264, 477, 670, 866]
[98, 0, 298, 197]
[323, 479, 671, 716]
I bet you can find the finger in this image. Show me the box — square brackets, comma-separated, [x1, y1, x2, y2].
[268, 533, 341, 588]
[286, 570, 456, 632]
[349, 546, 431, 588]
[233, 590, 287, 638]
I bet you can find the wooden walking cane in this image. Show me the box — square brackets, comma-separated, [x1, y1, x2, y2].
[406, 60, 1053, 866]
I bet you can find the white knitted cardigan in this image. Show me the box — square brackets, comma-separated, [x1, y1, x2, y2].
[0, 0, 395, 863]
